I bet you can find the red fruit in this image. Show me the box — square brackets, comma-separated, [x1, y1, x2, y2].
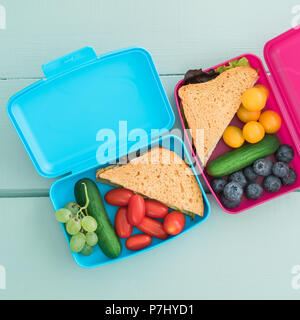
[104, 188, 134, 206]
[126, 234, 152, 251]
[114, 207, 133, 238]
[145, 199, 169, 219]
[163, 211, 186, 236]
[127, 195, 145, 226]
[136, 216, 168, 240]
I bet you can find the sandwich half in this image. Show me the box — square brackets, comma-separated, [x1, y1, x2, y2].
[178, 66, 258, 166]
[96, 147, 204, 217]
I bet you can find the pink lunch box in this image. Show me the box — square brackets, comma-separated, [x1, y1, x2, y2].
[175, 27, 300, 214]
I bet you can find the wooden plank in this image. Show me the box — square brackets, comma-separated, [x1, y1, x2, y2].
[0, 0, 295, 78]
[1, 193, 300, 299]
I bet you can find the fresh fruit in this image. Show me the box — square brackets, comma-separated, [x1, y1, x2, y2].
[253, 158, 273, 176]
[220, 194, 241, 209]
[145, 199, 169, 219]
[228, 171, 247, 188]
[275, 145, 294, 163]
[115, 207, 133, 239]
[163, 211, 186, 236]
[242, 87, 267, 111]
[272, 162, 290, 178]
[125, 234, 152, 251]
[81, 216, 98, 233]
[243, 166, 258, 182]
[127, 195, 146, 226]
[255, 84, 269, 100]
[55, 208, 72, 223]
[80, 244, 94, 256]
[70, 232, 86, 253]
[259, 110, 281, 134]
[223, 126, 245, 148]
[245, 183, 263, 200]
[211, 178, 227, 194]
[281, 168, 297, 186]
[242, 121, 265, 144]
[237, 105, 261, 123]
[207, 135, 280, 177]
[66, 217, 81, 235]
[104, 188, 134, 206]
[223, 182, 243, 202]
[86, 232, 98, 247]
[64, 202, 80, 215]
[136, 216, 168, 240]
[75, 178, 121, 259]
[263, 175, 282, 193]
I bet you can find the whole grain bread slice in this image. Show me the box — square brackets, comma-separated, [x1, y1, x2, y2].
[178, 66, 258, 166]
[96, 147, 204, 216]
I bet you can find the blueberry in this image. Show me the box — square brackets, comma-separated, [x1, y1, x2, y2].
[228, 171, 247, 188]
[263, 175, 282, 193]
[223, 181, 243, 202]
[221, 194, 241, 209]
[211, 178, 227, 194]
[245, 183, 263, 200]
[243, 166, 258, 182]
[281, 168, 297, 186]
[253, 158, 273, 176]
[275, 144, 294, 163]
[272, 162, 290, 178]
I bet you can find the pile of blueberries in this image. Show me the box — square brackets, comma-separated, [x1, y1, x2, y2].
[211, 144, 297, 209]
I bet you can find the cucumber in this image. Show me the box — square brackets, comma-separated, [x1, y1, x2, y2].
[74, 178, 121, 259]
[206, 135, 280, 177]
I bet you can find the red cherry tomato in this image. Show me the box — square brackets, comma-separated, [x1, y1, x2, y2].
[163, 211, 186, 236]
[114, 207, 133, 238]
[105, 188, 134, 206]
[127, 195, 146, 226]
[145, 199, 169, 219]
[136, 216, 168, 240]
[126, 234, 152, 251]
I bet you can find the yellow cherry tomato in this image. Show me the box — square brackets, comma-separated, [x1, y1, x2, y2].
[237, 105, 261, 123]
[242, 121, 265, 143]
[242, 88, 267, 112]
[255, 84, 269, 100]
[259, 110, 282, 134]
[223, 126, 245, 148]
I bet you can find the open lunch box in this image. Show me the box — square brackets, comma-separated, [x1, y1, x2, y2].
[7, 47, 210, 268]
[175, 27, 300, 214]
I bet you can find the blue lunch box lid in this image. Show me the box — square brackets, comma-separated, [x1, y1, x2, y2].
[7, 47, 175, 178]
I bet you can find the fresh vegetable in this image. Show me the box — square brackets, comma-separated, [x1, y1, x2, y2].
[223, 126, 245, 148]
[163, 211, 186, 236]
[237, 105, 261, 123]
[136, 216, 168, 240]
[259, 110, 281, 134]
[228, 171, 247, 188]
[272, 162, 289, 178]
[217, 57, 250, 74]
[70, 232, 86, 253]
[281, 168, 297, 186]
[127, 195, 145, 226]
[255, 84, 269, 100]
[243, 166, 258, 182]
[223, 181, 243, 202]
[184, 69, 219, 85]
[242, 121, 265, 143]
[145, 199, 169, 219]
[275, 145, 294, 163]
[242, 87, 267, 112]
[211, 178, 227, 194]
[55, 208, 72, 223]
[245, 183, 263, 200]
[115, 207, 133, 238]
[104, 188, 134, 206]
[221, 194, 241, 209]
[125, 234, 152, 251]
[206, 135, 280, 177]
[263, 175, 282, 193]
[75, 178, 121, 259]
[253, 158, 273, 176]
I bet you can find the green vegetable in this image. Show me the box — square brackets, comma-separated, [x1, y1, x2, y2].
[206, 135, 280, 177]
[74, 178, 121, 259]
[217, 57, 250, 74]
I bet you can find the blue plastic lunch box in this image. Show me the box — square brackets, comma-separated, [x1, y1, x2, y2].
[7, 47, 210, 268]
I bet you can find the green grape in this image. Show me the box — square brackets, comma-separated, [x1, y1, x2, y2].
[55, 208, 72, 223]
[81, 216, 98, 232]
[80, 244, 94, 256]
[64, 202, 80, 215]
[86, 232, 98, 246]
[70, 232, 86, 252]
[66, 218, 81, 235]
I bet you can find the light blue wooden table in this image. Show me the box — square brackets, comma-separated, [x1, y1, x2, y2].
[1, 0, 300, 300]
